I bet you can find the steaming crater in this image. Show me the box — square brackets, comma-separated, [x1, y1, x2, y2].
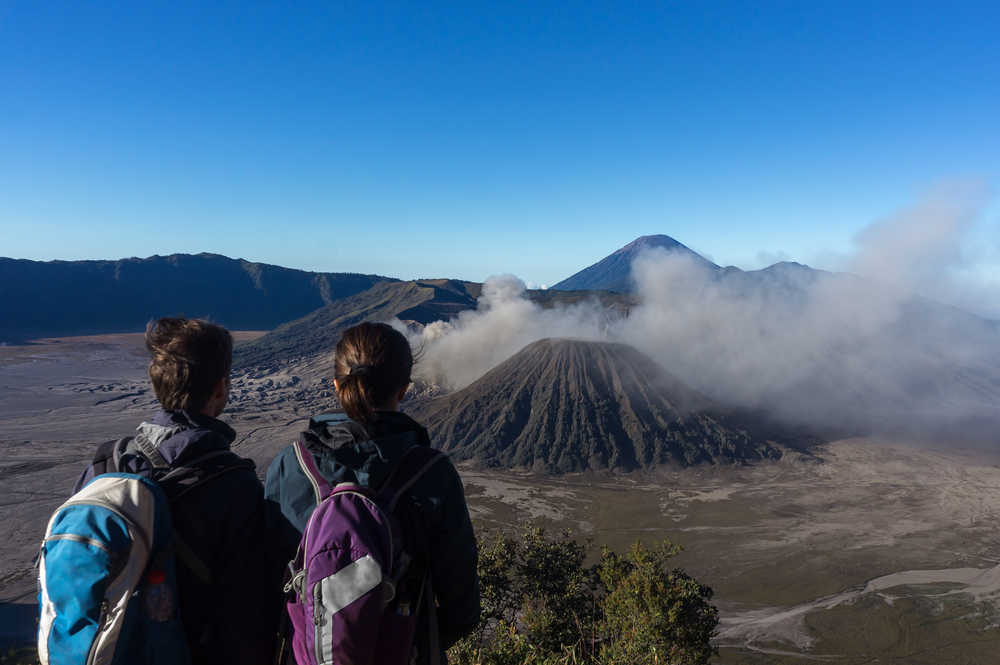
[410, 338, 782, 473]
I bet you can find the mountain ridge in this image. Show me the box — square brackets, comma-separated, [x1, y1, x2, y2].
[0, 253, 393, 342]
[233, 279, 482, 368]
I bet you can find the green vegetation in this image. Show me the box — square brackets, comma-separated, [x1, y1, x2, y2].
[448, 526, 718, 665]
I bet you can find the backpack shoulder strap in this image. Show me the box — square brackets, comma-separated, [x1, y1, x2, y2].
[110, 437, 129, 471]
[292, 439, 332, 506]
[134, 431, 170, 470]
[172, 529, 214, 585]
[379, 443, 446, 664]
[157, 450, 255, 501]
[89, 437, 131, 476]
[157, 449, 241, 483]
[379, 444, 446, 512]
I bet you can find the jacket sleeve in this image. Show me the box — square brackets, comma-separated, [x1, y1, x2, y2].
[264, 452, 283, 504]
[264, 446, 322, 535]
[264, 451, 305, 568]
[428, 458, 481, 649]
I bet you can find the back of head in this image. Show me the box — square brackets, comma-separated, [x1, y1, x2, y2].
[145, 317, 233, 412]
[334, 322, 413, 424]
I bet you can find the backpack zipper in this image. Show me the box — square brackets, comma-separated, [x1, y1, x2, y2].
[304, 499, 327, 665]
[61, 498, 151, 555]
[43, 533, 111, 554]
[313, 579, 325, 665]
[84, 600, 110, 665]
[284, 568, 306, 599]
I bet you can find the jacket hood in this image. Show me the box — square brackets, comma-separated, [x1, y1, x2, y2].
[303, 410, 431, 479]
[136, 409, 236, 466]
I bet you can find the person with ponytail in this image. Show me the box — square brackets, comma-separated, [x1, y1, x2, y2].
[265, 322, 480, 663]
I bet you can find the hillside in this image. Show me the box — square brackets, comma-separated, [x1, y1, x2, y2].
[234, 280, 636, 370]
[233, 279, 481, 368]
[410, 338, 781, 472]
[0, 254, 391, 341]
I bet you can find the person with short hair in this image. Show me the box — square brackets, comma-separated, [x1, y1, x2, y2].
[75, 317, 288, 665]
[265, 321, 481, 664]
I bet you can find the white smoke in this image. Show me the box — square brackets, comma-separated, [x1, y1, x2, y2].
[400, 275, 610, 389]
[844, 182, 996, 314]
[401, 187, 1000, 440]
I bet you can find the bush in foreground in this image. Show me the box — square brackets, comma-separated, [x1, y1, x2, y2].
[449, 527, 718, 665]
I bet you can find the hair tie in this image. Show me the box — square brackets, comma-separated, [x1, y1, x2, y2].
[349, 365, 372, 376]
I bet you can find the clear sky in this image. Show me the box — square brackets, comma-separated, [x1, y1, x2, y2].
[1, 1, 998, 287]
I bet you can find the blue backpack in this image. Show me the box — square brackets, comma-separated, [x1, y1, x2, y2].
[37, 470, 190, 665]
[37, 436, 245, 665]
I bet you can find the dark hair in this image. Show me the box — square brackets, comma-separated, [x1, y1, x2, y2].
[145, 317, 233, 412]
[334, 322, 413, 424]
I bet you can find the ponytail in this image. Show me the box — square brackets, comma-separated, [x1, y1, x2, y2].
[335, 369, 376, 424]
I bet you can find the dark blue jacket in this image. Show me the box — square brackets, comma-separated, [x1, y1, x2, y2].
[77, 410, 290, 665]
[264, 411, 480, 659]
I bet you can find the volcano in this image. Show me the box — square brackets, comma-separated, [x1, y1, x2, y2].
[411, 338, 781, 472]
[550, 234, 719, 293]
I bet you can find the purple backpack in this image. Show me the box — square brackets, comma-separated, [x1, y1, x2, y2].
[284, 440, 445, 665]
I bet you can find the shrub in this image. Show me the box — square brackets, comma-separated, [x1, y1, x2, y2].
[449, 526, 717, 665]
[459, 527, 600, 664]
[597, 542, 718, 665]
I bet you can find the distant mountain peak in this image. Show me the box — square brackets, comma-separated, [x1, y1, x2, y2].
[551, 234, 718, 293]
[620, 234, 685, 251]
[761, 260, 810, 271]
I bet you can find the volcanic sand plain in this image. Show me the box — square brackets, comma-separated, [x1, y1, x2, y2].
[3, 335, 1000, 663]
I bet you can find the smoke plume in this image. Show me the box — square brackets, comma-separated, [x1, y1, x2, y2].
[400, 275, 609, 389]
[403, 188, 1000, 441]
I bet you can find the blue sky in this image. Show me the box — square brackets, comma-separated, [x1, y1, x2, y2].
[1, 1, 998, 288]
